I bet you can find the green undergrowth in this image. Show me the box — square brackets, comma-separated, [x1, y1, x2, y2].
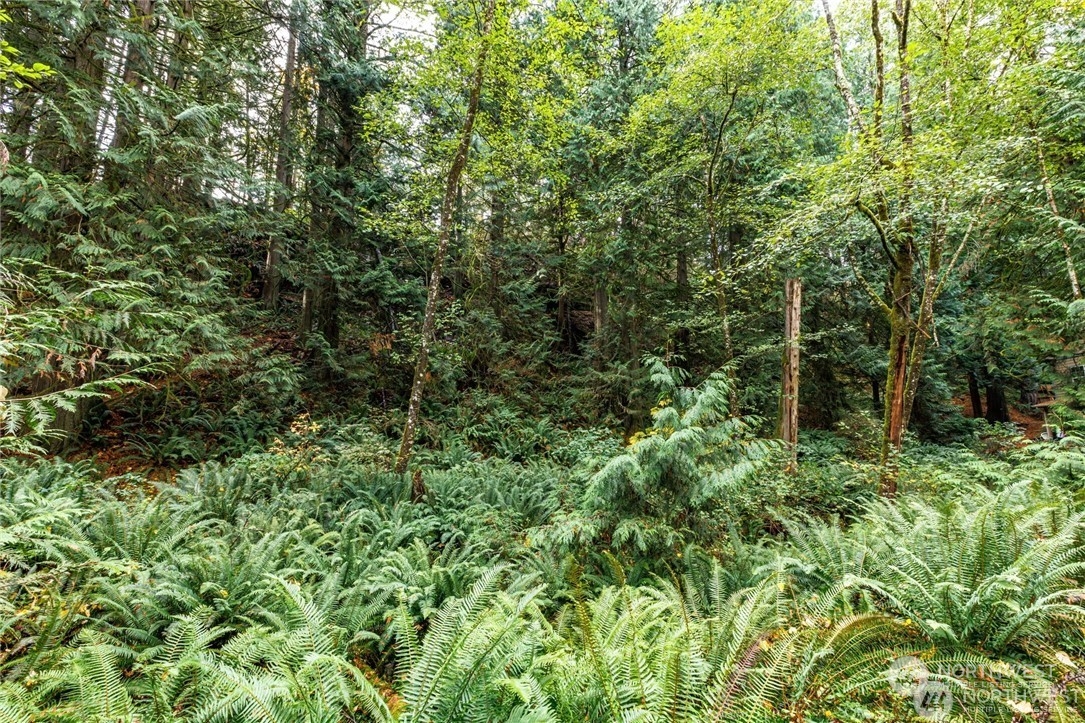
[3, 383, 1085, 721]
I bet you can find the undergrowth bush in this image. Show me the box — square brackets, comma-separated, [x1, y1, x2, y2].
[3, 374, 1085, 721]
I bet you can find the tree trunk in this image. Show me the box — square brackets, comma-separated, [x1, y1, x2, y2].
[264, 8, 297, 310]
[395, 0, 496, 474]
[779, 278, 801, 473]
[555, 222, 576, 353]
[985, 383, 1010, 424]
[870, 0, 885, 138]
[902, 200, 948, 430]
[301, 85, 332, 344]
[712, 225, 740, 415]
[703, 110, 740, 411]
[879, 246, 914, 496]
[452, 185, 467, 297]
[26, 11, 108, 443]
[486, 190, 505, 302]
[968, 371, 983, 418]
[1037, 140, 1082, 300]
[165, 0, 194, 92]
[675, 248, 691, 366]
[556, 295, 573, 351]
[300, 274, 338, 355]
[877, 0, 916, 496]
[820, 0, 864, 133]
[37, 16, 106, 179]
[593, 286, 608, 334]
[719, 294, 738, 413]
[300, 28, 356, 360]
[108, 0, 155, 186]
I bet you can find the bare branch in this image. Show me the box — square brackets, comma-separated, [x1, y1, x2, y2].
[820, 0, 865, 135]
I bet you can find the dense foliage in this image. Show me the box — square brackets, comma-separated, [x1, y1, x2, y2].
[3, 0, 1085, 720]
[3, 423, 1085, 722]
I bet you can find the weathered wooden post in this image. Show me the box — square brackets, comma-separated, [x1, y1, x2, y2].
[779, 278, 801, 473]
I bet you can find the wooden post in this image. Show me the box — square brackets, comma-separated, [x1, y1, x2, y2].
[779, 278, 801, 472]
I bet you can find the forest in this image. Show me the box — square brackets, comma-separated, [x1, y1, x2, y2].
[3, 0, 1085, 720]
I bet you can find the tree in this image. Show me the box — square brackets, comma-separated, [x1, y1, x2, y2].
[262, 1, 299, 311]
[396, 0, 498, 474]
[815, 0, 1064, 491]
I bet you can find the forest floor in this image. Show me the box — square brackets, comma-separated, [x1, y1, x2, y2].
[955, 395, 1047, 438]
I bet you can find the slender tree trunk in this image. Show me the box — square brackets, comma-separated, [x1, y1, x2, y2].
[108, 0, 155, 185]
[825, 0, 920, 494]
[555, 221, 576, 353]
[594, 286, 611, 334]
[877, 0, 916, 496]
[702, 104, 741, 411]
[820, 0, 863, 133]
[1037, 140, 1082, 300]
[779, 278, 801, 473]
[29, 11, 109, 444]
[301, 86, 332, 344]
[968, 371, 983, 418]
[301, 279, 338, 351]
[487, 191, 505, 302]
[299, 1, 368, 357]
[902, 200, 947, 429]
[675, 247, 691, 366]
[719, 290, 736, 395]
[590, 282, 607, 369]
[706, 192, 737, 410]
[395, 0, 496, 474]
[264, 9, 297, 310]
[38, 17, 106, 179]
[880, 250, 913, 478]
[715, 225, 740, 414]
[870, 0, 884, 138]
[300, 28, 355, 359]
[553, 194, 576, 352]
[165, 0, 194, 92]
[556, 295, 572, 349]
